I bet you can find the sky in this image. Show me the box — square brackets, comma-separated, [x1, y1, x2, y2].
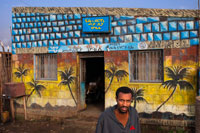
[0, 0, 198, 51]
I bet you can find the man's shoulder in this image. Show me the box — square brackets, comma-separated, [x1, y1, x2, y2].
[99, 106, 113, 118]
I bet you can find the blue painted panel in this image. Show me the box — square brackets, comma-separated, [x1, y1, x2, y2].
[190, 38, 199, 45]
[133, 34, 140, 42]
[33, 22, 37, 28]
[52, 22, 57, 26]
[128, 25, 135, 33]
[12, 18, 16, 23]
[114, 16, 120, 21]
[31, 28, 38, 34]
[68, 31, 74, 37]
[84, 38, 90, 44]
[20, 36, 25, 42]
[17, 18, 21, 23]
[16, 43, 21, 48]
[30, 13, 35, 16]
[148, 33, 153, 41]
[69, 20, 75, 24]
[136, 17, 147, 24]
[57, 15, 63, 20]
[112, 22, 117, 27]
[14, 36, 19, 42]
[58, 21, 64, 26]
[141, 34, 147, 41]
[12, 43, 16, 49]
[41, 34, 45, 40]
[26, 35, 29, 41]
[120, 16, 134, 20]
[43, 40, 48, 46]
[35, 34, 40, 40]
[80, 82, 86, 108]
[73, 25, 77, 30]
[195, 21, 199, 30]
[190, 31, 198, 38]
[75, 31, 81, 37]
[42, 22, 46, 27]
[79, 38, 83, 44]
[104, 37, 109, 43]
[47, 22, 51, 27]
[122, 26, 127, 34]
[118, 36, 124, 42]
[49, 40, 53, 46]
[114, 27, 121, 35]
[63, 15, 67, 20]
[77, 20, 82, 24]
[21, 23, 25, 28]
[50, 15, 56, 21]
[90, 38, 95, 44]
[31, 17, 35, 21]
[12, 13, 15, 17]
[154, 33, 162, 41]
[127, 19, 136, 25]
[186, 21, 194, 30]
[38, 28, 42, 33]
[55, 33, 61, 39]
[65, 21, 68, 25]
[136, 24, 143, 33]
[12, 49, 16, 54]
[169, 22, 177, 31]
[29, 23, 33, 28]
[74, 14, 81, 19]
[22, 18, 26, 23]
[66, 26, 72, 31]
[27, 42, 31, 48]
[16, 24, 21, 28]
[43, 28, 47, 33]
[50, 33, 55, 39]
[12, 29, 18, 35]
[67, 39, 72, 45]
[125, 35, 132, 42]
[97, 37, 103, 44]
[32, 42, 37, 47]
[118, 20, 126, 26]
[37, 22, 41, 27]
[160, 21, 168, 32]
[60, 26, 65, 32]
[12, 24, 15, 28]
[147, 17, 159, 22]
[144, 24, 151, 32]
[22, 42, 26, 48]
[18, 29, 22, 35]
[181, 31, 189, 39]
[73, 39, 78, 45]
[15, 13, 20, 17]
[36, 16, 40, 21]
[25, 23, 28, 28]
[62, 33, 68, 38]
[68, 14, 73, 19]
[53, 27, 59, 32]
[27, 17, 31, 22]
[172, 32, 180, 40]
[48, 27, 52, 32]
[163, 33, 170, 40]
[168, 17, 194, 21]
[38, 41, 42, 47]
[178, 22, 185, 31]
[110, 37, 117, 43]
[60, 40, 66, 46]
[152, 22, 159, 32]
[82, 16, 111, 33]
[54, 40, 59, 46]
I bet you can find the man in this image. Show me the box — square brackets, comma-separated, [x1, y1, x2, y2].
[96, 87, 141, 133]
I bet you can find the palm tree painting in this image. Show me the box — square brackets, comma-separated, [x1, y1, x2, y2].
[58, 67, 77, 105]
[14, 64, 29, 82]
[131, 87, 148, 108]
[27, 79, 46, 102]
[156, 66, 194, 111]
[105, 63, 128, 93]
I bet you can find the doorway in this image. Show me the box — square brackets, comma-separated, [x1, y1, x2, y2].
[79, 52, 105, 111]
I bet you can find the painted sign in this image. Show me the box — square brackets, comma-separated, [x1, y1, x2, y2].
[82, 16, 111, 33]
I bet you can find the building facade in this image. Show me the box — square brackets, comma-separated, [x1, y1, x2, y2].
[11, 7, 199, 123]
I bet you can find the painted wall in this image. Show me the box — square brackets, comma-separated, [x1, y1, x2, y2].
[11, 8, 199, 118]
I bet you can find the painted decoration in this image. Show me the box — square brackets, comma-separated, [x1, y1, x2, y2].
[82, 16, 111, 33]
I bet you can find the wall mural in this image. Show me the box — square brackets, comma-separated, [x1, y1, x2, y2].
[131, 87, 148, 109]
[26, 79, 46, 103]
[156, 66, 194, 111]
[14, 64, 29, 82]
[105, 62, 128, 93]
[58, 66, 77, 106]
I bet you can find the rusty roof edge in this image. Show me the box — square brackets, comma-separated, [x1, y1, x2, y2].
[12, 7, 199, 17]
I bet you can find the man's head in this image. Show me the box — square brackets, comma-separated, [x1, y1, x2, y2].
[115, 87, 133, 113]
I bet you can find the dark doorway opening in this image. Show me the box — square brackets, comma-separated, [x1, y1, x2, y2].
[85, 57, 105, 110]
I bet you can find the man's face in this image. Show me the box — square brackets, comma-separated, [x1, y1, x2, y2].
[116, 92, 132, 113]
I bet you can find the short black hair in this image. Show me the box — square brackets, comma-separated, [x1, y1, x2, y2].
[116, 86, 133, 98]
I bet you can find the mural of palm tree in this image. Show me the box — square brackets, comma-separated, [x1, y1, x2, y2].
[14, 64, 29, 82]
[58, 67, 77, 105]
[27, 79, 46, 102]
[105, 63, 128, 93]
[156, 66, 194, 111]
[131, 87, 148, 108]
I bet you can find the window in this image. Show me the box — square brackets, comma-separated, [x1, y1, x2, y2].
[35, 54, 57, 80]
[129, 50, 163, 82]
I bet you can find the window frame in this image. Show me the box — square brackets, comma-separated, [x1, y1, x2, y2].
[34, 53, 58, 81]
[129, 49, 164, 83]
